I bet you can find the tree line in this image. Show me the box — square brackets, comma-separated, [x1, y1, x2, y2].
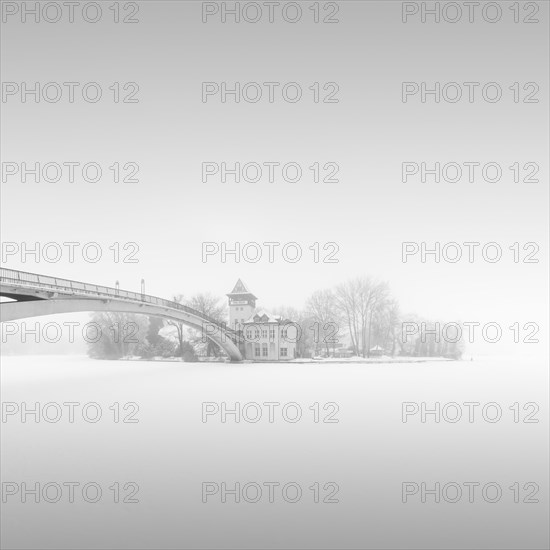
[275, 277, 463, 359]
[87, 292, 226, 361]
[87, 277, 464, 361]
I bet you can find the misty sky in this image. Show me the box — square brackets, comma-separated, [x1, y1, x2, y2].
[1, 1, 548, 345]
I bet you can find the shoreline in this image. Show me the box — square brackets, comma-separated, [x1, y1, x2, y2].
[116, 355, 459, 365]
[288, 356, 457, 364]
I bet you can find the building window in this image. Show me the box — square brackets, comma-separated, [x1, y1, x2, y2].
[269, 328, 275, 339]
[262, 329, 267, 338]
[254, 328, 260, 339]
[246, 329, 253, 339]
[255, 345, 261, 357]
[262, 343, 268, 357]
[280, 347, 288, 357]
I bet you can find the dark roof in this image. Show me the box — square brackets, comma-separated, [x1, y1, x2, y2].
[227, 279, 257, 299]
[243, 310, 292, 325]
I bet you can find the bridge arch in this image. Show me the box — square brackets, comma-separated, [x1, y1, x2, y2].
[0, 269, 242, 361]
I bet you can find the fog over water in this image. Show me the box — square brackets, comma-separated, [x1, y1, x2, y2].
[1, 354, 548, 549]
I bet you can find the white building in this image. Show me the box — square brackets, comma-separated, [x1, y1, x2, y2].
[227, 279, 297, 361]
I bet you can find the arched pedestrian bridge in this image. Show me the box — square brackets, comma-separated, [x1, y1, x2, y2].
[0, 268, 242, 361]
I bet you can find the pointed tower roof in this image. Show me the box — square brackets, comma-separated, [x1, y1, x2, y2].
[227, 279, 257, 299]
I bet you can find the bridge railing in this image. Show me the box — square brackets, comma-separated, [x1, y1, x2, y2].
[0, 268, 233, 334]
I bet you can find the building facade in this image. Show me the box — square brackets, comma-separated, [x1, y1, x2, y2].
[227, 279, 297, 361]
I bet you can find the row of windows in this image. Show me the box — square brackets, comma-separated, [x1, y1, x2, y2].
[254, 344, 269, 357]
[246, 328, 277, 339]
[245, 326, 293, 336]
[254, 345, 288, 357]
[233, 321, 297, 341]
[234, 322, 285, 336]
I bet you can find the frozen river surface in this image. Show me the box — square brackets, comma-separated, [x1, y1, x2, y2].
[1, 354, 548, 549]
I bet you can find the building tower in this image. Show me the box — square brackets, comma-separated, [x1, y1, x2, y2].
[227, 279, 257, 330]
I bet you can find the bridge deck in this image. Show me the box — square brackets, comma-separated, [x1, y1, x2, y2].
[0, 268, 234, 334]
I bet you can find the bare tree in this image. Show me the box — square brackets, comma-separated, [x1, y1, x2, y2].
[87, 312, 149, 359]
[366, 281, 390, 357]
[335, 277, 378, 357]
[356, 277, 375, 357]
[165, 294, 187, 359]
[306, 289, 340, 356]
[334, 278, 396, 357]
[334, 278, 361, 355]
[186, 292, 227, 357]
[380, 299, 400, 356]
